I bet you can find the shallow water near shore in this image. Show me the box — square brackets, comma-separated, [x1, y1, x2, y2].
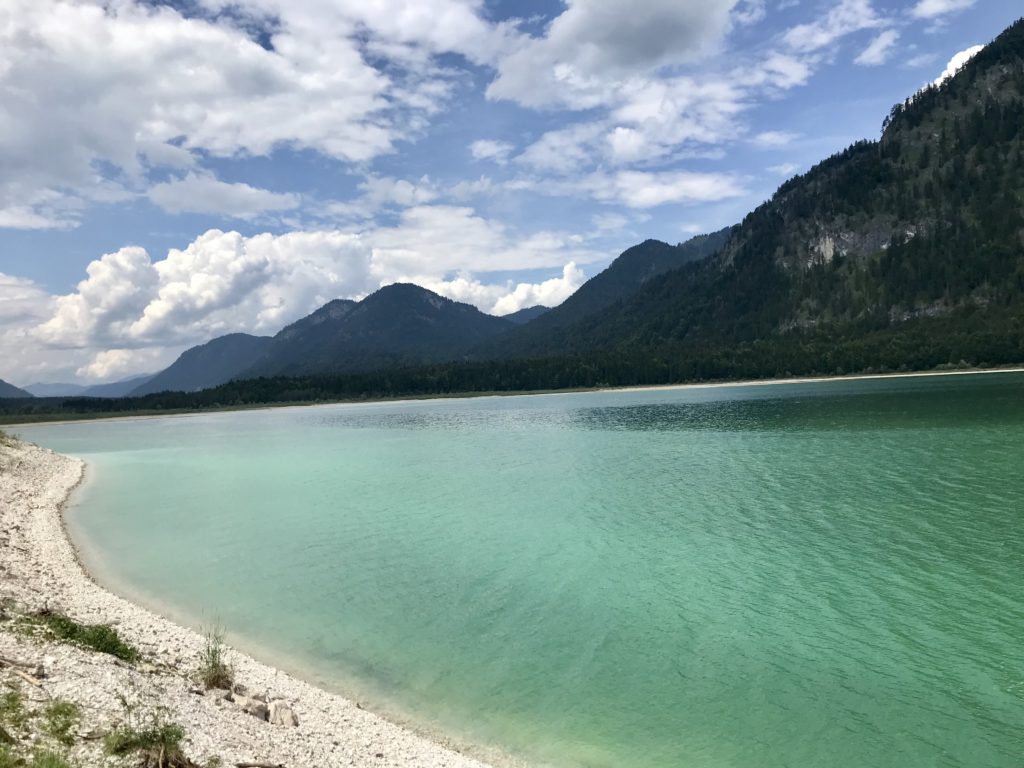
[19, 372, 1024, 768]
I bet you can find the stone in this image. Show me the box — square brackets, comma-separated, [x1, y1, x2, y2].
[242, 698, 270, 721]
[269, 699, 299, 727]
[208, 688, 231, 703]
[232, 683, 249, 698]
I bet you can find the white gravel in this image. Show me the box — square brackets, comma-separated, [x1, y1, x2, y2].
[0, 439, 506, 768]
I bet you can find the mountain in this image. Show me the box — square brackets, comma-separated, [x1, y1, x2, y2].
[478, 229, 731, 358]
[132, 334, 271, 396]
[83, 374, 157, 398]
[0, 379, 32, 398]
[483, 19, 1024, 369]
[25, 382, 88, 397]
[26, 375, 155, 398]
[502, 305, 550, 325]
[244, 284, 514, 377]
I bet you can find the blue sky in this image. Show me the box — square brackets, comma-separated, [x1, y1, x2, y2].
[0, 0, 1018, 384]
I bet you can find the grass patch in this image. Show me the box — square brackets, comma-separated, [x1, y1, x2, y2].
[26, 611, 140, 663]
[105, 722, 190, 768]
[0, 691, 78, 768]
[0, 745, 19, 768]
[41, 702, 79, 748]
[104, 697, 197, 768]
[28, 751, 72, 768]
[197, 626, 232, 691]
[0, 690, 28, 735]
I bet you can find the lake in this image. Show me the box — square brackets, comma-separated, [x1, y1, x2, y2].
[18, 372, 1024, 768]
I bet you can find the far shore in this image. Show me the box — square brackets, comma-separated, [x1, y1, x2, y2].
[4, 364, 1024, 429]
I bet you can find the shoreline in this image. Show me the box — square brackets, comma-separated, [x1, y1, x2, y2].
[6, 365, 1024, 429]
[0, 439, 507, 768]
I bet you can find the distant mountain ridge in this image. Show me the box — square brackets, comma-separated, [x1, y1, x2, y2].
[131, 334, 271, 396]
[243, 284, 514, 378]
[476, 229, 732, 358]
[0, 378, 32, 399]
[502, 305, 550, 325]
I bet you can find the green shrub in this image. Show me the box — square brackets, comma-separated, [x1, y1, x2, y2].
[27, 612, 140, 663]
[104, 721, 189, 768]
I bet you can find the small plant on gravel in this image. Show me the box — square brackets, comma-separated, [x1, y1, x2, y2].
[26, 610, 140, 663]
[0, 744, 19, 768]
[197, 625, 232, 690]
[28, 750, 73, 768]
[41, 701, 80, 748]
[0, 689, 29, 735]
[104, 703, 196, 768]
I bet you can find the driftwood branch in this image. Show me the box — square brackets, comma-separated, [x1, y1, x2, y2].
[235, 763, 286, 768]
[11, 668, 43, 688]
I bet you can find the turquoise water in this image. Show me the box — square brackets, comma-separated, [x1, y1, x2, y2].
[18, 373, 1024, 768]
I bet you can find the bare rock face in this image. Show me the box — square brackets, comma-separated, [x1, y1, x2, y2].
[269, 700, 299, 727]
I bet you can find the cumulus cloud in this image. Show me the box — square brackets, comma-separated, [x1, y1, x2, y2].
[855, 29, 900, 66]
[932, 45, 984, 87]
[0, 0, 493, 228]
[29, 205, 606, 378]
[75, 348, 170, 381]
[149, 174, 300, 219]
[416, 262, 587, 316]
[910, 0, 976, 19]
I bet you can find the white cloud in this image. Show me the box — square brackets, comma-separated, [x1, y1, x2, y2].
[855, 29, 900, 66]
[752, 130, 800, 147]
[0, 0, 491, 227]
[0, 207, 73, 231]
[487, 1, 753, 110]
[417, 262, 587, 316]
[783, 0, 884, 53]
[932, 45, 984, 87]
[910, 0, 976, 19]
[603, 171, 745, 208]
[523, 170, 745, 209]
[29, 206, 606, 378]
[75, 348, 170, 381]
[470, 140, 515, 165]
[149, 173, 300, 219]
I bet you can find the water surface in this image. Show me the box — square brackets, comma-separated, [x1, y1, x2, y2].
[19, 373, 1024, 768]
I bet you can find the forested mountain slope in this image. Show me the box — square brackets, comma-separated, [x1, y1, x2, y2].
[132, 334, 271, 395]
[499, 18, 1024, 365]
[243, 284, 514, 377]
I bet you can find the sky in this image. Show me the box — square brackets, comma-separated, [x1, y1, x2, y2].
[0, 0, 1019, 386]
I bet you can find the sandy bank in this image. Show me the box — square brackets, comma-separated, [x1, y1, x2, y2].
[0, 439, 499, 768]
